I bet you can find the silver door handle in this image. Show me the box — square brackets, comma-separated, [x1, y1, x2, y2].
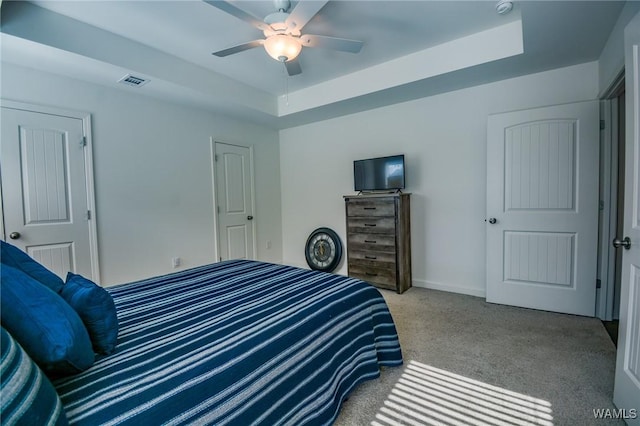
[9, 232, 20, 240]
[247, 215, 254, 220]
[612, 237, 631, 250]
[487, 218, 497, 224]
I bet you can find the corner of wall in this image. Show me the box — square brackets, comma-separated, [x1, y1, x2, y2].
[598, 2, 640, 95]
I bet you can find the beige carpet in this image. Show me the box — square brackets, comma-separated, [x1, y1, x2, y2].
[335, 287, 621, 426]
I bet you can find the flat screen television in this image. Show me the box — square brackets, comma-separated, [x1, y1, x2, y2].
[354, 154, 405, 192]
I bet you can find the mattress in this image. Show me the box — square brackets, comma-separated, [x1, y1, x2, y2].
[54, 260, 402, 425]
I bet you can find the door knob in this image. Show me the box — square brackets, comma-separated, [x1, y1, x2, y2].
[487, 218, 497, 224]
[247, 215, 254, 220]
[9, 232, 20, 240]
[612, 236, 631, 250]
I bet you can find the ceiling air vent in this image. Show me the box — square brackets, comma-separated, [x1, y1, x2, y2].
[118, 74, 149, 87]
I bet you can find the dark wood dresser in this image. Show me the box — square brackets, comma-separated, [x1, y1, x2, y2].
[344, 193, 411, 293]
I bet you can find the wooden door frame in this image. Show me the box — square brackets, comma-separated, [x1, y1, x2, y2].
[210, 139, 257, 262]
[0, 99, 100, 283]
[597, 73, 625, 320]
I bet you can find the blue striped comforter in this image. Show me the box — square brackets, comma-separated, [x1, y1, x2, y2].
[54, 260, 402, 425]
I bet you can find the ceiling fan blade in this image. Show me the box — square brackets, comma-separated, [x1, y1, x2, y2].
[203, 1, 267, 30]
[301, 34, 363, 53]
[212, 40, 264, 57]
[285, 59, 302, 76]
[285, 0, 329, 32]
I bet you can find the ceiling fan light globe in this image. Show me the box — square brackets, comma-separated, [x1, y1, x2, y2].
[264, 34, 302, 62]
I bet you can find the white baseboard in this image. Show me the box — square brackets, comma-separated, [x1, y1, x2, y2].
[281, 259, 486, 298]
[412, 278, 486, 298]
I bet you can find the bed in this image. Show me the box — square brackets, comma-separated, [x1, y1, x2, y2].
[49, 259, 403, 425]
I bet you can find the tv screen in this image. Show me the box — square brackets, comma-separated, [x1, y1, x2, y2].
[354, 155, 405, 192]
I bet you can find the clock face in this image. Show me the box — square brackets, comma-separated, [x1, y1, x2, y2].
[305, 228, 343, 272]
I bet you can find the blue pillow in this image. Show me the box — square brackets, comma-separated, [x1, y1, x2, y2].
[1, 240, 64, 293]
[0, 265, 94, 376]
[0, 327, 68, 425]
[62, 272, 119, 355]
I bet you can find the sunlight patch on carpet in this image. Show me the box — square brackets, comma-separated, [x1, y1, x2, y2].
[372, 360, 554, 426]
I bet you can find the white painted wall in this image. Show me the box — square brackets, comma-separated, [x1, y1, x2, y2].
[598, 1, 640, 95]
[1, 62, 282, 286]
[280, 61, 600, 297]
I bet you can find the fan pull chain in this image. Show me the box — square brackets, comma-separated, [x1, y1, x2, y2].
[283, 66, 289, 106]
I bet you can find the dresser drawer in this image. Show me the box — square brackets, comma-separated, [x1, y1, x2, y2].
[348, 233, 396, 253]
[348, 260, 396, 290]
[347, 217, 395, 234]
[346, 199, 395, 217]
[348, 250, 396, 263]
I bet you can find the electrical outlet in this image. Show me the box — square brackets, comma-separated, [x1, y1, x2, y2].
[172, 257, 181, 268]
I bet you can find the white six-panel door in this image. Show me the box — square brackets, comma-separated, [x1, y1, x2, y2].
[613, 11, 640, 422]
[214, 141, 256, 261]
[1, 105, 98, 280]
[486, 101, 599, 316]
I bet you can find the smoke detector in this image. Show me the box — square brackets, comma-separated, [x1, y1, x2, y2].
[496, 0, 513, 15]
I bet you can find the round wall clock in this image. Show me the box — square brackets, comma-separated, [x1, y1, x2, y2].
[305, 227, 343, 272]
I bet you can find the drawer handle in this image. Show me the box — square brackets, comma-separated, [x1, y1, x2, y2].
[365, 272, 378, 277]
[363, 207, 377, 210]
[364, 223, 377, 227]
[364, 240, 377, 244]
[365, 255, 377, 260]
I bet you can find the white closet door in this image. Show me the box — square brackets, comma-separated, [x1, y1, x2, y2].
[486, 101, 599, 316]
[1, 106, 96, 279]
[214, 141, 256, 261]
[613, 11, 640, 422]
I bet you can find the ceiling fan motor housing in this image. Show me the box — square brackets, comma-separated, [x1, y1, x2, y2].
[264, 12, 290, 32]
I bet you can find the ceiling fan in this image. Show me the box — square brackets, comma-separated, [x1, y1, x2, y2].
[206, 0, 364, 76]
